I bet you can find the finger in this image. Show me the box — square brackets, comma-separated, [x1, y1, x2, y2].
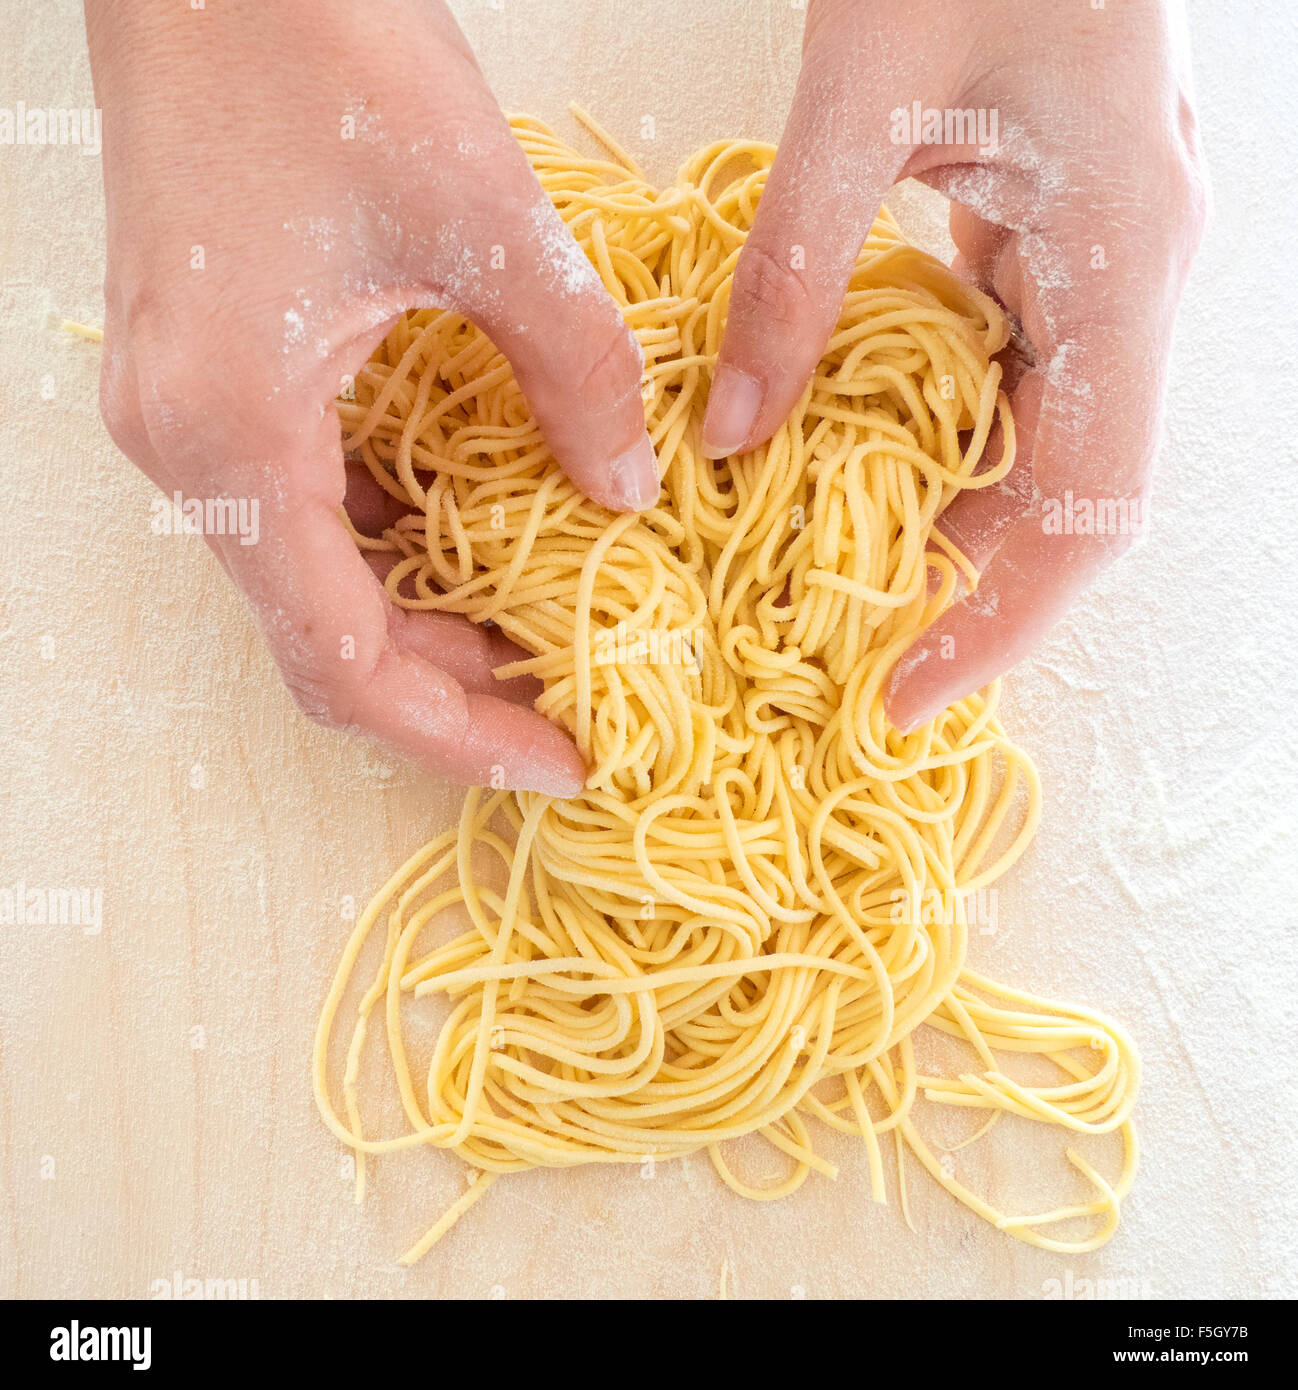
[929, 370, 1043, 574]
[411, 130, 659, 513]
[701, 33, 931, 458]
[342, 462, 542, 703]
[948, 203, 1012, 291]
[477, 202, 659, 512]
[360, 550, 544, 706]
[343, 459, 413, 536]
[887, 509, 1118, 734]
[887, 262, 1173, 734]
[219, 419, 585, 794]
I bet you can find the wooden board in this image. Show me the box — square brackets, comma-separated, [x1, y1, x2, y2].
[1, 0, 1295, 1300]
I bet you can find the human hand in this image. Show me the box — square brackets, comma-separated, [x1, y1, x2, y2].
[86, 0, 659, 794]
[702, 0, 1207, 730]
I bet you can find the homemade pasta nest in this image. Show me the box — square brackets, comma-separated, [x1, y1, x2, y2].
[316, 114, 1139, 1264]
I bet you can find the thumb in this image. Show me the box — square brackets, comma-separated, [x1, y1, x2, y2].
[701, 37, 918, 459]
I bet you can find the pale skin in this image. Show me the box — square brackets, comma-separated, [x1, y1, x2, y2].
[86, 0, 1206, 789]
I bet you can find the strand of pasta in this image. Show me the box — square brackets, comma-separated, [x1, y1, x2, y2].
[314, 112, 1139, 1263]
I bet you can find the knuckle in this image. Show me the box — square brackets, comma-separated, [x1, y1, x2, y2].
[276, 612, 388, 736]
[136, 358, 205, 455]
[1125, 125, 1208, 255]
[1169, 157, 1209, 248]
[735, 242, 813, 331]
[97, 349, 146, 459]
[100, 307, 209, 460]
[576, 322, 642, 414]
[280, 653, 360, 731]
[1137, 150, 1208, 270]
[100, 275, 315, 464]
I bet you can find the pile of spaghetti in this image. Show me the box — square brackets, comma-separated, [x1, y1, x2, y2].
[315, 113, 1138, 1265]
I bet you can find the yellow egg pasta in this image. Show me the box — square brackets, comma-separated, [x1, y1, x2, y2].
[314, 111, 1139, 1265]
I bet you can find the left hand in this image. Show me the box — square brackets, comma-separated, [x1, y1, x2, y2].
[703, 0, 1207, 730]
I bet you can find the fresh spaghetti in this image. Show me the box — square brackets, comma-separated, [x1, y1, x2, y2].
[314, 111, 1139, 1265]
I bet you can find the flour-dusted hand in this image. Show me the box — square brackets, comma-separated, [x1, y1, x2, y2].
[703, 0, 1207, 730]
[85, 0, 660, 793]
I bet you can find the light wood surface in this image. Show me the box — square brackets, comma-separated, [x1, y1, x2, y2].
[1, 1, 1295, 1299]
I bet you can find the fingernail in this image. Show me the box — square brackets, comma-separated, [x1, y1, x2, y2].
[608, 432, 660, 511]
[702, 364, 762, 459]
[892, 705, 941, 736]
[884, 643, 940, 733]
